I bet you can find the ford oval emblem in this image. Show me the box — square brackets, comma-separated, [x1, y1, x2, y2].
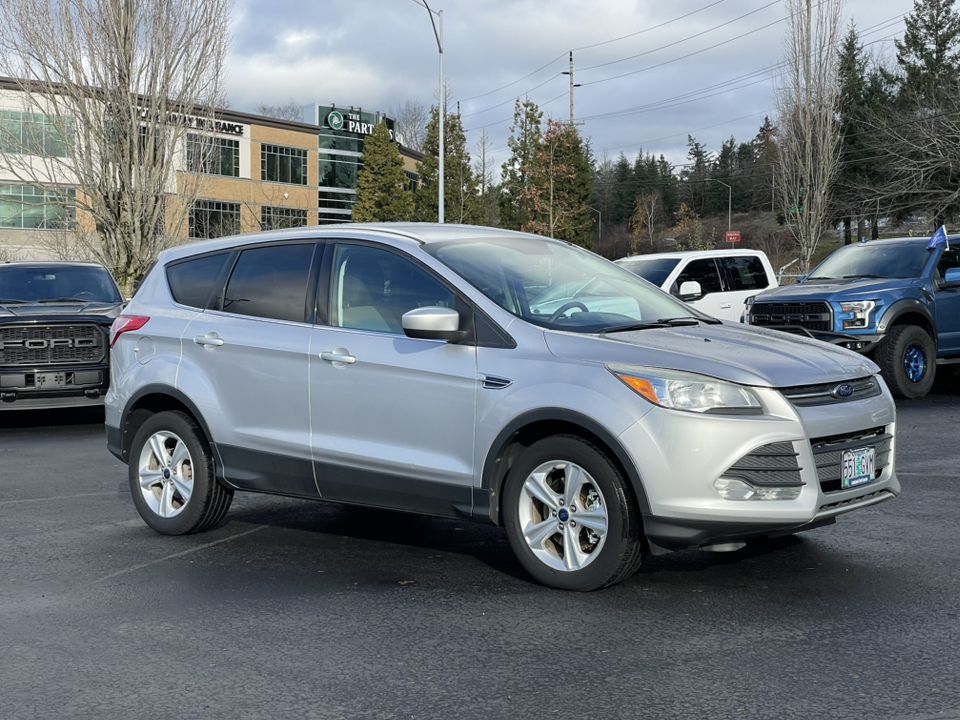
[832, 383, 855, 398]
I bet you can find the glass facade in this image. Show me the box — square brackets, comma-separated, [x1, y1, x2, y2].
[189, 200, 241, 239]
[187, 134, 240, 176]
[0, 185, 76, 229]
[0, 111, 72, 157]
[261, 144, 308, 185]
[261, 206, 307, 230]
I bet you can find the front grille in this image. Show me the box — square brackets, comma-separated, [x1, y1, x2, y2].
[0, 324, 106, 366]
[751, 301, 832, 331]
[812, 426, 893, 493]
[722, 441, 803, 486]
[780, 376, 882, 406]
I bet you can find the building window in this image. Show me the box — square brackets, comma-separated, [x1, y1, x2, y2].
[189, 200, 240, 239]
[187, 134, 240, 177]
[318, 156, 360, 190]
[261, 206, 307, 230]
[261, 144, 307, 185]
[0, 111, 72, 157]
[0, 185, 76, 229]
[404, 170, 419, 192]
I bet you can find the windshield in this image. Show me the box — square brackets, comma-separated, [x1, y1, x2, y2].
[617, 257, 680, 287]
[807, 242, 930, 280]
[0, 265, 122, 304]
[426, 236, 705, 333]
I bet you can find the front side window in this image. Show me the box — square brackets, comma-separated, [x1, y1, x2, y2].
[0, 185, 76, 229]
[262, 144, 308, 185]
[0, 264, 121, 304]
[222, 244, 316, 322]
[427, 236, 696, 333]
[332, 245, 454, 334]
[721, 256, 769, 291]
[674, 258, 723, 296]
[189, 200, 240, 239]
[186, 134, 240, 177]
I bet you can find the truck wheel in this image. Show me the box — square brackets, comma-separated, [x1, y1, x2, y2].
[876, 325, 936, 399]
[129, 410, 233, 534]
[502, 435, 646, 591]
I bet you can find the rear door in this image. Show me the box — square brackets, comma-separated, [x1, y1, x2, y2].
[308, 241, 478, 517]
[178, 241, 320, 498]
[716, 255, 773, 321]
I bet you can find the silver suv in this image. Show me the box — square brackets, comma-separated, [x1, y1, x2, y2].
[106, 224, 899, 590]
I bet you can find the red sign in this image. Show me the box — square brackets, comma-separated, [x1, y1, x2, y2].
[725, 231, 740, 244]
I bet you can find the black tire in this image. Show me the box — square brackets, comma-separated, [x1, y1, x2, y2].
[502, 435, 646, 591]
[128, 410, 233, 535]
[876, 325, 936, 399]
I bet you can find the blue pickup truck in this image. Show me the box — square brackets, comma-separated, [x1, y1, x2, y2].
[744, 236, 960, 398]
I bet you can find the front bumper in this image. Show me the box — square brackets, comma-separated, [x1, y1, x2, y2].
[619, 381, 899, 550]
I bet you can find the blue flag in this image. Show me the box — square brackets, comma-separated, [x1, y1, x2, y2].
[927, 225, 948, 249]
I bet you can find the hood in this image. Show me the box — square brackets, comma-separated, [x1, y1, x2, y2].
[754, 277, 917, 302]
[544, 322, 878, 388]
[0, 301, 124, 320]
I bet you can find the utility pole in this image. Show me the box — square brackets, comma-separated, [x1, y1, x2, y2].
[422, 2, 444, 223]
[561, 51, 581, 126]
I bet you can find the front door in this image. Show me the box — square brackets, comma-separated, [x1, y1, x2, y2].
[308, 243, 478, 517]
[935, 246, 960, 355]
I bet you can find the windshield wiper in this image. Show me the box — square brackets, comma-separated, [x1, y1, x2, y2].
[841, 274, 886, 279]
[36, 297, 95, 303]
[0, 297, 33, 304]
[805, 276, 833, 281]
[658, 316, 721, 325]
[600, 317, 718, 334]
[600, 321, 671, 334]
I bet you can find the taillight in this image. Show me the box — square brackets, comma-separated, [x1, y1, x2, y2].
[110, 315, 150, 347]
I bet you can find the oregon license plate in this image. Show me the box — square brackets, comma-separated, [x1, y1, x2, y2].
[35, 372, 66, 389]
[842, 446, 875, 489]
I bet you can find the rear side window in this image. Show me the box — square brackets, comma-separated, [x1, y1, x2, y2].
[167, 253, 230, 308]
[721, 256, 769, 291]
[222, 244, 316, 322]
[674, 258, 723, 296]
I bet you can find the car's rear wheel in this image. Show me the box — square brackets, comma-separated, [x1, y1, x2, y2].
[502, 435, 646, 591]
[876, 325, 936, 399]
[128, 411, 233, 535]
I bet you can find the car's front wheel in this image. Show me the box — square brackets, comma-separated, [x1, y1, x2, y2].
[876, 325, 936, 399]
[128, 410, 233, 535]
[502, 435, 646, 591]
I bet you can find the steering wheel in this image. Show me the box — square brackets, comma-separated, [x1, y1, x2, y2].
[548, 301, 589, 322]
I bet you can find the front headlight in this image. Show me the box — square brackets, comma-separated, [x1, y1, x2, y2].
[608, 365, 763, 414]
[838, 300, 876, 329]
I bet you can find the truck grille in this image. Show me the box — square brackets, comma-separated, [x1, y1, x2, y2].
[750, 301, 831, 331]
[0, 324, 106, 366]
[780, 376, 882, 406]
[812, 426, 893, 493]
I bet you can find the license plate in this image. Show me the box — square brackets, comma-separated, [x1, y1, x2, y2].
[35, 372, 66, 389]
[842, 446, 875, 488]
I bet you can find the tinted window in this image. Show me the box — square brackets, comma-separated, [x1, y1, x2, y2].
[808, 242, 929, 280]
[166, 253, 230, 308]
[618, 258, 680, 287]
[222, 244, 316, 322]
[0, 264, 121, 303]
[333, 245, 454, 334]
[721, 256, 769, 291]
[675, 259, 723, 296]
[936, 247, 960, 280]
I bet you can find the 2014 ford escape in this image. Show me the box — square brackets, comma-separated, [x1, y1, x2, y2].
[106, 224, 899, 590]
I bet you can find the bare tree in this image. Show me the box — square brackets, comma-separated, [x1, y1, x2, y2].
[0, 0, 232, 292]
[629, 190, 667, 251]
[474, 127, 499, 226]
[774, 0, 844, 272]
[389, 99, 429, 152]
[255, 97, 304, 122]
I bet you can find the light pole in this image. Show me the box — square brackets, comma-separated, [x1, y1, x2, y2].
[589, 206, 602, 241]
[421, 1, 444, 223]
[712, 179, 732, 232]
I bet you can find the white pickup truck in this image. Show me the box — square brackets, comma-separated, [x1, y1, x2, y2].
[616, 249, 779, 322]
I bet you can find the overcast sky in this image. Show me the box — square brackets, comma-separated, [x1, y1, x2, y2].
[227, 0, 911, 172]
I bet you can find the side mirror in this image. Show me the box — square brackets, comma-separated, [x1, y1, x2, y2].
[945, 267, 960, 285]
[678, 280, 703, 301]
[402, 306, 468, 343]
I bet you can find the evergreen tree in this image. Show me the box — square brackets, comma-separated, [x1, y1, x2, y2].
[894, 0, 960, 103]
[499, 98, 543, 230]
[612, 153, 634, 224]
[520, 120, 593, 247]
[413, 107, 483, 224]
[352, 121, 414, 222]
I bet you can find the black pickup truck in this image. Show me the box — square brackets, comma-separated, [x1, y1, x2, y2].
[0, 261, 125, 410]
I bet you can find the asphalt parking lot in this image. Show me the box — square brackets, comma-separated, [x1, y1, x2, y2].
[1, 368, 959, 720]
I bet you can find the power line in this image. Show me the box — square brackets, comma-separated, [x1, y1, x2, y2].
[571, 0, 730, 51]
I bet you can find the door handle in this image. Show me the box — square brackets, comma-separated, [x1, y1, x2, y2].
[320, 351, 356, 364]
[193, 334, 224, 347]
[720, 303, 732, 309]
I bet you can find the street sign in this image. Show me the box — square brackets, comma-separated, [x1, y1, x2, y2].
[725, 231, 740, 244]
